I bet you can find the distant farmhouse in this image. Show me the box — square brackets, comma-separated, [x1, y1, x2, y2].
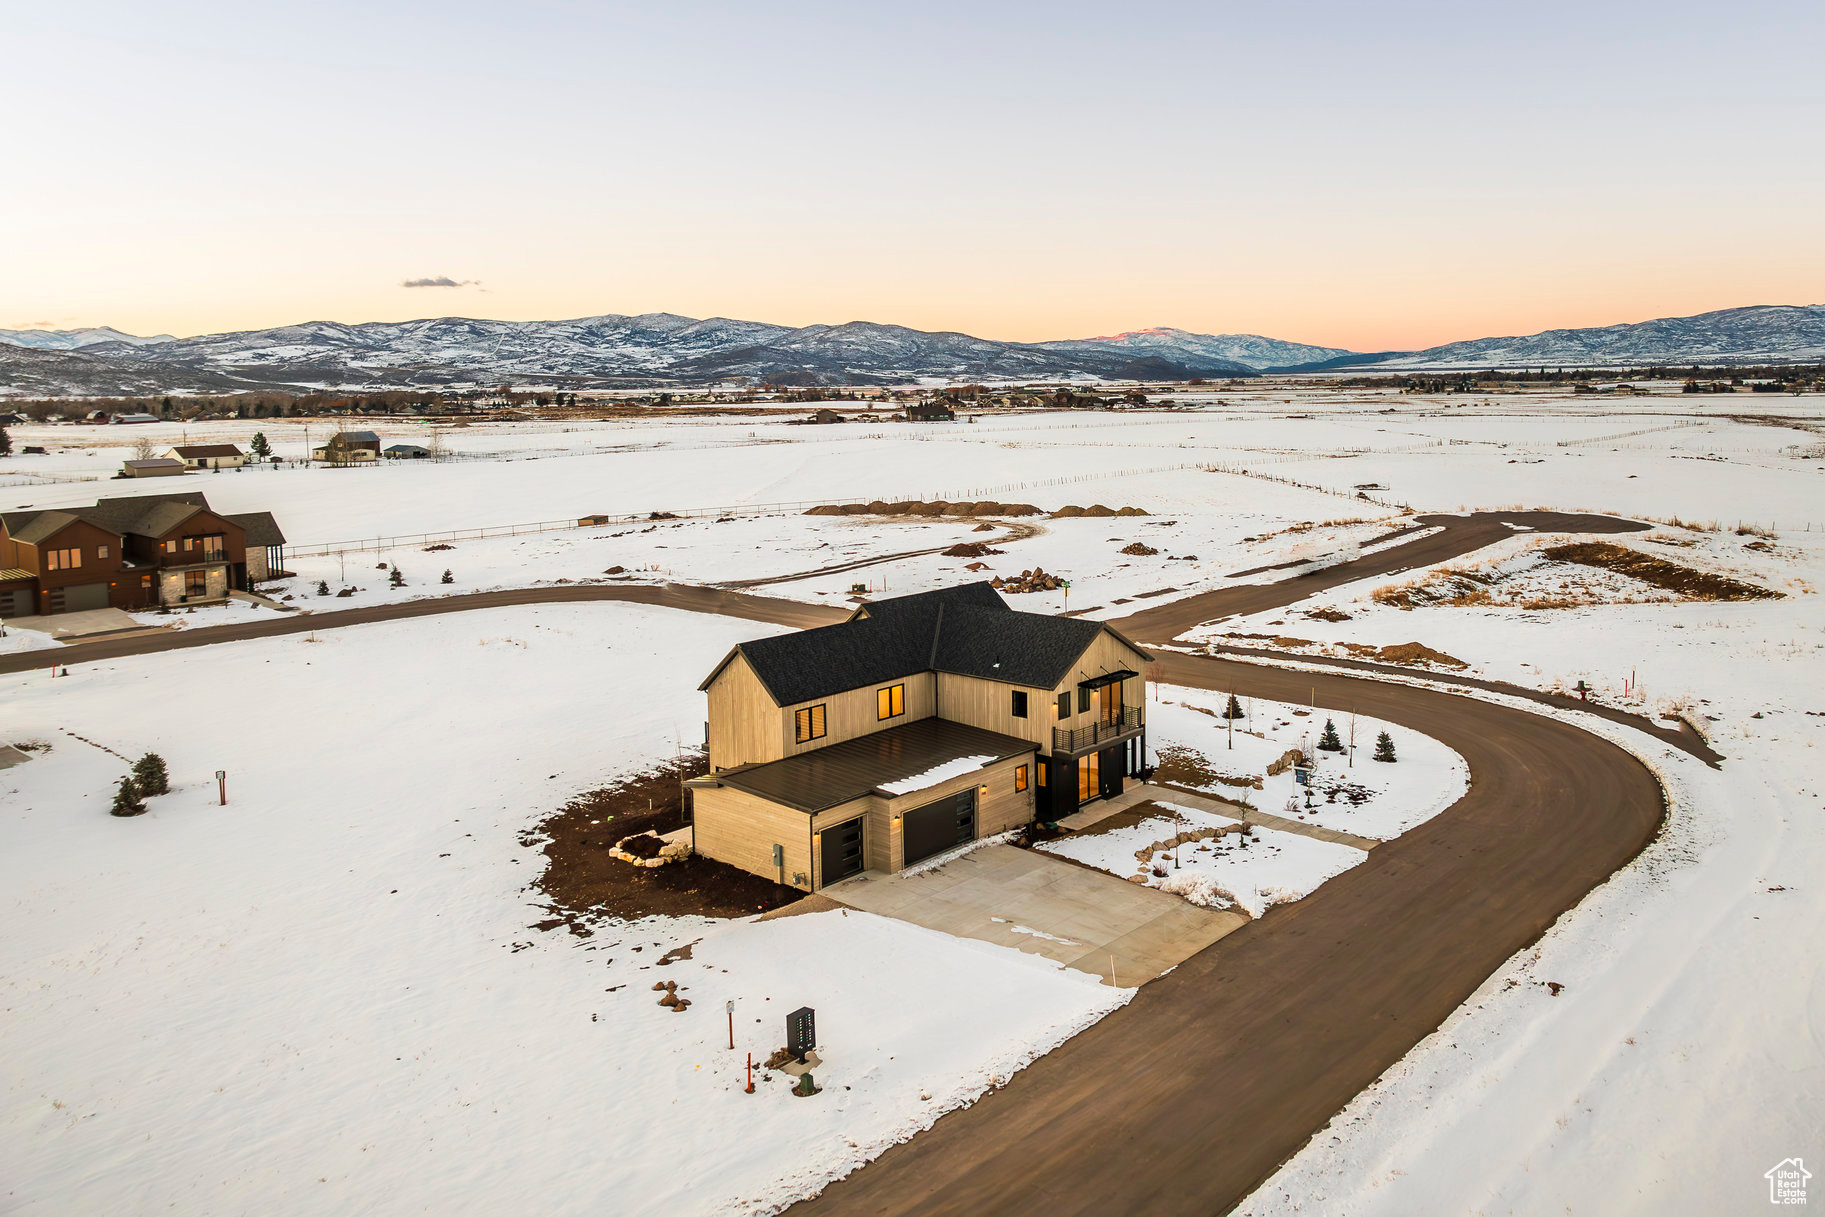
[687, 583, 1150, 891]
[312, 430, 381, 463]
[0, 492, 285, 616]
[383, 443, 431, 459]
[905, 400, 955, 422]
[166, 443, 247, 470]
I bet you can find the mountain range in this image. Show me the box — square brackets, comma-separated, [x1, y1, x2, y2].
[0, 304, 1819, 396]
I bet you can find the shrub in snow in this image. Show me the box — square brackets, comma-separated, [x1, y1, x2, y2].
[132, 752, 170, 797]
[1318, 719, 1343, 752]
[1374, 731, 1397, 763]
[249, 432, 271, 459]
[317, 580, 330, 596]
[110, 777, 146, 818]
[1223, 694, 1244, 720]
[389, 567, 405, 588]
[441, 569, 453, 584]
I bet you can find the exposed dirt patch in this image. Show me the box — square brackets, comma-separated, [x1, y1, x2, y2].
[1304, 607, 1352, 622]
[1542, 542, 1781, 601]
[1341, 641, 1469, 669]
[523, 758, 804, 927]
[1119, 542, 1160, 556]
[805, 499, 1040, 517]
[1049, 504, 1150, 519]
[943, 542, 1006, 558]
[1154, 743, 1264, 792]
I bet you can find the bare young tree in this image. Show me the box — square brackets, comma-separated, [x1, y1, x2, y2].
[132, 435, 156, 461]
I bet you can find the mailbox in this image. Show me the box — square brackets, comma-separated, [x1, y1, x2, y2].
[787, 1006, 816, 1061]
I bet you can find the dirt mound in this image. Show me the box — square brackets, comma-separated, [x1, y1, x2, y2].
[1050, 504, 1148, 518]
[1119, 542, 1159, 556]
[944, 542, 1005, 558]
[618, 833, 665, 859]
[1341, 641, 1468, 669]
[1543, 542, 1780, 601]
[1305, 607, 1351, 622]
[805, 499, 1040, 518]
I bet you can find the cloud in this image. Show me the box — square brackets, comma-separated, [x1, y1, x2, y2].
[401, 276, 481, 288]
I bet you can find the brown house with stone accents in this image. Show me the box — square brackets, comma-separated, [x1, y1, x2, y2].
[687, 583, 1152, 892]
[0, 491, 285, 617]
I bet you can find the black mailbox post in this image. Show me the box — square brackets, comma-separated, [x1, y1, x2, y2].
[787, 1006, 816, 1061]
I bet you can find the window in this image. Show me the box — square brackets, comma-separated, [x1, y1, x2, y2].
[46, 547, 82, 571]
[1011, 690, 1028, 719]
[97, 545, 109, 560]
[140, 574, 152, 589]
[163, 540, 178, 555]
[794, 704, 827, 744]
[1037, 763, 1048, 787]
[876, 683, 905, 721]
[1077, 686, 1091, 714]
[201, 533, 226, 560]
[183, 537, 195, 552]
[185, 570, 207, 597]
[1056, 692, 1071, 720]
[1015, 764, 1029, 792]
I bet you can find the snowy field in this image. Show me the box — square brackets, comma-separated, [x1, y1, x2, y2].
[1148, 685, 1468, 841]
[0, 604, 1126, 1216]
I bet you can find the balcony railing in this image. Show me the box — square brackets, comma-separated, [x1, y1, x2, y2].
[1053, 706, 1142, 754]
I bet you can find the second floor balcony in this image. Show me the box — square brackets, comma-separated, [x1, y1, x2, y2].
[1053, 706, 1142, 755]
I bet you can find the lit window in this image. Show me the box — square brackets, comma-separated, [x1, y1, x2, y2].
[97, 545, 109, 560]
[876, 683, 905, 721]
[794, 704, 827, 744]
[1015, 765, 1029, 792]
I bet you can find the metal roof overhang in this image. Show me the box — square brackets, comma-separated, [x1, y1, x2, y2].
[1078, 669, 1139, 690]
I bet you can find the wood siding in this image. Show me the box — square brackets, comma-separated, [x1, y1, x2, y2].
[704, 653, 779, 771]
[690, 785, 815, 889]
[777, 671, 935, 760]
[935, 672, 1053, 751]
[878, 754, 1033, 872]
[1048, 631, 1151, 755]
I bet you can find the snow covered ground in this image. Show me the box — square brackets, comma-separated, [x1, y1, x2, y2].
[1039, 801, 1367, 918]
[1149, 686, 1469, 841]
[0, 604, 1126, 1216]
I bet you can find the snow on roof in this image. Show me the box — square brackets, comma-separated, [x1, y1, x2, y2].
[877, 754, 995, 796]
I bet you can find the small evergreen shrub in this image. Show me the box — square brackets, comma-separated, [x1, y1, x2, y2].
[132, 752, 170, 796]
[110, 776, 147, 817]
[1318, 719, 1344, 752]
[1374, 731, 1397, 763]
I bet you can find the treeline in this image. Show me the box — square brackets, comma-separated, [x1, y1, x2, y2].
[1333, 364, 1825, 392]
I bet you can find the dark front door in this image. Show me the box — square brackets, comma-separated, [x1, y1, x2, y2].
[902, 790, 977, 867]
[1098, 743, 1125, 800]
[820, 817, 865, 886]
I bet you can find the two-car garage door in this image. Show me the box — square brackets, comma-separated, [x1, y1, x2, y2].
[902, 790, 978, 868]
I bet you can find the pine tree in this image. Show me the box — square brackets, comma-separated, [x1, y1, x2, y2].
[389, 566, 405, 588]
[441, 569, 453, 584]
[110, 776, 147, 817]
[249, 431, 271, 459]
[1374, 731, 1397, 763]
[0, 424, 12, 457]
[132, 752, 170, 797]
[317, 580, 330, 596]
[1223, 693, 1243, 720]
[1318, 718, 1343, 752]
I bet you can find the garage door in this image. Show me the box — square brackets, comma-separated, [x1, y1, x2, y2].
[54, 582, 111, 613]
[819, 817, 865, 886]
[0, 586, 34, 617]
[902, 790, 977, 868]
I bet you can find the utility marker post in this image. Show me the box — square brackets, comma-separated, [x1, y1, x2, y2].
[216, 769, 227, 806]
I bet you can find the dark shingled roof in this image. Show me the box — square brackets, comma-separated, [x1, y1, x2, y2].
[224, 511, 286, 547]
[715, 716, 1036, 813]
[170, 444, 243, 458]
[701, 582, 1148, 706]
[0, 509, 84, 546]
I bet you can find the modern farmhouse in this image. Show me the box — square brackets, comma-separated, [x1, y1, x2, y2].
[687, 583, 1151, 891]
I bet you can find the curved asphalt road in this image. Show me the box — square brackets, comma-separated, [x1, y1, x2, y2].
[4, 509, 1674, 1214]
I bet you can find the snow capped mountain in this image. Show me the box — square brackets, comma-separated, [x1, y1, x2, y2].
[1375, 305, 1825, 371]
[1036, 327, 1352, 372]
[0, 325, 176, 351]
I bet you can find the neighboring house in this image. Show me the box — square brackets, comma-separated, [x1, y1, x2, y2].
[807, 409, 845, 425]
[166, 443, 247, 470]
[0, 412, 24, 425]
[383, 443, 431, 459]
[111, 413, 161, 424]
[121, 458, 186, 478]
[688, 583, 1151, 891]
[311, 430, 381, 463]
[905, 400, 955, 422]
[0, 491, 286, 615]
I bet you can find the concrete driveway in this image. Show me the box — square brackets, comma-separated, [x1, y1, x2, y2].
[822, 845, 1243, 986]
